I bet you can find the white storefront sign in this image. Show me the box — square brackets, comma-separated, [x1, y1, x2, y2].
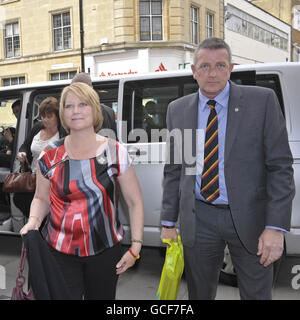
[86, 48, 192, 78]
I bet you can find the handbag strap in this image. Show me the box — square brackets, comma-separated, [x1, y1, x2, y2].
[20, 158, 32, 173]
[18, 243, 27, 277]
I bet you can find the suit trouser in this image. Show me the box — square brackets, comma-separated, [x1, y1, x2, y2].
[183, 200, 273, 300]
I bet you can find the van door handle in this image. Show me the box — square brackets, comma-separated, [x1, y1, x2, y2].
[128, 147, 147, 156]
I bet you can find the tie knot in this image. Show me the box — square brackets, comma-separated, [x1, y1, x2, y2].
[207, 100, 216, 109]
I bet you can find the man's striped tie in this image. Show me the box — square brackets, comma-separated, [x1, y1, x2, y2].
[200, 100, 219, 202]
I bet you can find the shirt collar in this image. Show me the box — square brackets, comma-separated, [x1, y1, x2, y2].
[198, 81, 230, 112]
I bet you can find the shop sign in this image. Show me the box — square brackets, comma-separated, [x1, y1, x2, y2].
[155, 63, 167, 72]
[99, 70, 138, 77]
[98, 62, 167, 77]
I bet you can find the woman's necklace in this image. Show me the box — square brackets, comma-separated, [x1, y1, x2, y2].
[66, 135, 107, 160]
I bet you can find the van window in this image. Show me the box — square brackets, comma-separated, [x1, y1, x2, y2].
[230, 70, 256, 85]
[122, 76, 197, 142]
[27, 90, 63, 132]
[25, 81, 119, 135]
[0, 98, 19, 131]
[231, 71, 284, 116]
[94, 82, 118, 119]
[31, 92, 61, 123]
[255, 74, 284, 116]
[0, 97, 20, 158]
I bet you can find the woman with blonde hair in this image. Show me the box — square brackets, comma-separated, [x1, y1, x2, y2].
[21, 82, 144, 299]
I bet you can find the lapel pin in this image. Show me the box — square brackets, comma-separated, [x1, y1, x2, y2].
[235, 107, 239, 112]
[97, 155, 107, 165]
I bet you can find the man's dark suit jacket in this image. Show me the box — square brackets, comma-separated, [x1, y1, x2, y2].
[100, 103, 117, 138]
[161, 81, 295, 254]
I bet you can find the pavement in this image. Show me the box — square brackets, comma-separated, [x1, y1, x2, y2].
[0, 234, 299, 300]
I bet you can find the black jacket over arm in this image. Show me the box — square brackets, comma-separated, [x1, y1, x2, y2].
[23, 230, 72, 300]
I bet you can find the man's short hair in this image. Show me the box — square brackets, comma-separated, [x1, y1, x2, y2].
[11, 99, 20, 110]
[71, 72, 92, 87]
[193, 37, 232, 66]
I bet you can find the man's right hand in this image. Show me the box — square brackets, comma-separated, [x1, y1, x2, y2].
[161, 227, 178, 242]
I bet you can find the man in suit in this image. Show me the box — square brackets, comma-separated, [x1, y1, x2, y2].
[161, 38, 295, 299]
[71, 73, 117, 138]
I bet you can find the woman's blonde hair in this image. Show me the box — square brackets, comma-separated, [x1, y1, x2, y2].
[59, 82, 103, 133]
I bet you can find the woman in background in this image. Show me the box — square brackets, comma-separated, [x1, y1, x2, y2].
[14, 97, 65, 218]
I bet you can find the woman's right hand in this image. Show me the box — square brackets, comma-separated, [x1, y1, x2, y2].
[17, 152, 27, 163]
[20, 217, 41, 235]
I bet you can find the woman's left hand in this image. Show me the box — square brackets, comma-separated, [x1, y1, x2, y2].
[116, 249, 139, 275]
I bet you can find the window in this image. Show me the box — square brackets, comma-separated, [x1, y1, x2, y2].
[53, 12, 71, 51]
[226, 5, 288, 51]
[206, 13, 214, 38]
[255, 74, 284, 116]
[0, 0, 20, 3]
[271, 34, 281, 48]
[2, 76, 25, 86]
[122, 76, 198, 142]
[50, 70, 76, 81]
[27, 81, 119, 131]
[294, 46, 300, 62]
[4, 22, 20, 58]
[247, 22, 254, 39]
[94, 83, 119, 113]
[258, 27, 265, 42]
[140, 0, 162, 41]
[190, 7, 199, 44]
[231, 71, 284, 116]
[293, 7, 300, 31]
[0, 98, 19, 153]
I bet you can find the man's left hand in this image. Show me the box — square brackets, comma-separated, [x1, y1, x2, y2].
[257, 229, 284, 267]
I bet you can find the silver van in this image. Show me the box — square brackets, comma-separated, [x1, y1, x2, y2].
[0, 63, 299, 285]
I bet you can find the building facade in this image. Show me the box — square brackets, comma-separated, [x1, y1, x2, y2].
[0, 0, 224, 86]
[251, 0, 300, 61]
[225, 0, 291, 64]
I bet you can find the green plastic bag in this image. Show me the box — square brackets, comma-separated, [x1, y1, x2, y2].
[156, 235, 184, 300]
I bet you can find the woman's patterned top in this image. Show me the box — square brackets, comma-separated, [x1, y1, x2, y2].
[38, 138, 131, 257]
